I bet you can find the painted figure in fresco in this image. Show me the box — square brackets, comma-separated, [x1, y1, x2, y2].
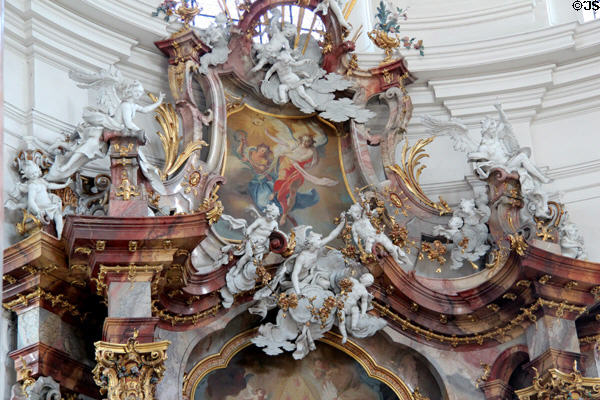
[265, 122, 338, 225]
[233, 131, 277, 212]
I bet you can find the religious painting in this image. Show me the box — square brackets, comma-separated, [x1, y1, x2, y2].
[192, 341, 400, 400]
[216, 104, 354, 239]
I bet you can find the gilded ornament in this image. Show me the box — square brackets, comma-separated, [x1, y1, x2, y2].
[487, 303, 500, 313]
[591, 286, 600, 301]
[388, 138, 452, 215]
[412, 388, 430, 400]
[2, 274, 17, 284]
[368, 29, 402, 65]
[503, 293, 517, 301]
[128, 240, 139, 252]
[419, 240, 447, 265]
[75, 246, 92, 255]
[93, 330, 170, 400]
[116, 171, 140, 201]
[149, 93, 207, 178]
[16, 209, 43, 236]
[96, 240, 106, 251]
[564, 281, 578, 290]
[515, 360, 600, 399]
[508, 233, 528, 256]
[113, 143, 133, 157]
[475, 362, 491, 388]
[18, 356, 35, 391]
[538, 274, 552, 285]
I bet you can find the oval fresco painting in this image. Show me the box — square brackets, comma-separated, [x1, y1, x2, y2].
[215, 104, 354, 240]
[192, 342, 400, 400]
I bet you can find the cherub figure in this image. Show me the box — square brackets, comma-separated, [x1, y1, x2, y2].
[197, 13, 231, 75]
[347, 202, 410, 265]
[263, 49, 318, 108]
[337, 273, 386, 344]
[560, 222, 587, 260]
[223, 203, 281, 276]
[251, 8, 297, 73]
[314, 0, 351, 30]
[423, 104, 552, 218]
[69, 66, 165, 133]
[434, 198, 490, 269]
[6, 158, 72, 239]
[289, 216, 346, 295]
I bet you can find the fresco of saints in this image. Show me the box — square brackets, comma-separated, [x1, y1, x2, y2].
[231, 119, 338, 226]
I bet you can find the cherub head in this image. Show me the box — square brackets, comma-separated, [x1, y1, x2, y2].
[459, 199, 475, 213]
[299, 134, 315, 148]
[448, 216, 464, 230]
[214, 12, 228, 25]
[307, 231, 323, 247]
[562, 223, 580, 240]
[359, 273, 374, 287]
[276, 50, 294, 63]
[264, 203, 280, 220]
[480, 117, 498, 139]
[348, 203, 363, 220]
[121, 81, 145, 100]
[21, 160, 43, 180]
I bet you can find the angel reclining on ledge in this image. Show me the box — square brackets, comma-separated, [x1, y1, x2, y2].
[423, 104, 552, 218]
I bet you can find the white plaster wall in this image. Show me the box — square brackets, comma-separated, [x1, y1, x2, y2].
[2, 0, 600, 264]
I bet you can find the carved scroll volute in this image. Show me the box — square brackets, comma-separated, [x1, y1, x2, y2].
[486, 168, 524, 241]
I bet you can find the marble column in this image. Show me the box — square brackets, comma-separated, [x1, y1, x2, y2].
[101, 266, 161, 344]
[524, 310, 584, 374]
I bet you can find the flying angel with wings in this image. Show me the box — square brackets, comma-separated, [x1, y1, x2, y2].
[69, 66, 165, 133]
[422, 104, 552, 217]
[264, 120, 338, 225]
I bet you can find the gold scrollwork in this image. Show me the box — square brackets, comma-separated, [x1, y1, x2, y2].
[149, 93, 207, 179]
[508, 233, 528, 256]
[2, 287, 85, 320]
[515, 360, 600, 399]
[367, 30, 401, 65]
[387, 138, 452, 215]
[93, 330, 170, 400]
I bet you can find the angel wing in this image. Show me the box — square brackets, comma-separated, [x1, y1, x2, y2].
[421, 115, 478, 153]
[263, 122, 296, 158]
[493, 104, 521, 156]
[69, 66, 122, 116]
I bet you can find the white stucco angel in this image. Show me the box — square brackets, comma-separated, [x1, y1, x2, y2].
[423, 104, 552, 218]
[336, 273, 386, 344]
[289, 218, 346, 295]
[69, 66, 165, 133]
[559, 222, 587, 260]
[347, 202, 410, 265]
[5, 156, 72, 239]
[218, 204, 282, 308]
[314, 0, 351, 30]
[250, 8, 297, 73]
[433, 197, 490, 270]
[196, 13, 231, 75]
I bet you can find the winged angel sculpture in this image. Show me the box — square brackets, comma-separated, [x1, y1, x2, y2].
[215, 203, 387, 359]
[254, 9, 373, 123]
[45, 66, 166, 193]
[423, 104, 552, 218]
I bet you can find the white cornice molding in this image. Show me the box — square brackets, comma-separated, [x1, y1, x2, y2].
[398, 0, 535, 30]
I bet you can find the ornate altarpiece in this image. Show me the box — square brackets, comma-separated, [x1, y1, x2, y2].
[2, 0, 600, 400]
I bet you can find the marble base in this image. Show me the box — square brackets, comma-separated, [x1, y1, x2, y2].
[9, 342, 99, 399]
[103, 317, 159, 343]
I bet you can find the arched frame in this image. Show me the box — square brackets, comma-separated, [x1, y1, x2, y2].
[182, 328, 417, 400]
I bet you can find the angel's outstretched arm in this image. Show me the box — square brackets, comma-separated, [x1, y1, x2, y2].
[46, 178, 72, 190]
[494, 104, 513, 136]
[320, 215, 346, 246]
[138, 93, 165, 114]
